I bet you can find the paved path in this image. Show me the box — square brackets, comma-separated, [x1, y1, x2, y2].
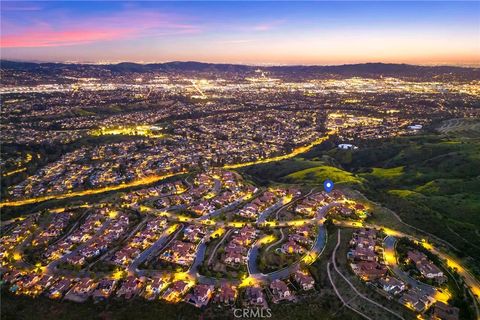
[207, 229, 233, 266]
[383, 236, 436, 296]
[256, 199, 288, 224]
[51, 208, 92, 246]
[351, 189, 464, 254]
[87, 217, 150, 270]
[248, 221, 326, 282]
[247, 239, 261, 276]
[339, 220, 480, 319]
[212, 178, 222, 194]
[333, 231, 405, 320]
[265, 228, 285, 252]
[7, 182, 479, 319]
[327, 261, 373, 320]
[383, 235, 479, 318]
[266, 200, 338, 252]
[188, 239, 207, 277]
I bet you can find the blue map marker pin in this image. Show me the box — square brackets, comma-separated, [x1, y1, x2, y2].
[323, 179, 334, 193]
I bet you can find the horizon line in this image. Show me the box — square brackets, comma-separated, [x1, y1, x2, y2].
[2, 59, 479, 69]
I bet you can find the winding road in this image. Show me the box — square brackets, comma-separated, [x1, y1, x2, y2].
[333, 230, 405, 320]
[383, 236, 436, 296]
[5, 174, 479, 319]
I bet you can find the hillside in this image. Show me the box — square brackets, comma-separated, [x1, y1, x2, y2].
[240, 119, 480, 272]
[2, 60, 479, 81]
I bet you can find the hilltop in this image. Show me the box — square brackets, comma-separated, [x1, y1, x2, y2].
[2, 60, 479, 81]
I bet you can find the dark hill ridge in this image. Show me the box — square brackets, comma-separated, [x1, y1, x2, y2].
[1, 60, 479, 80]
[0, 60, 251, 73]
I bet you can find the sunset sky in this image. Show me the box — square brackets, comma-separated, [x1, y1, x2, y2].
[1, 1, 479, 65]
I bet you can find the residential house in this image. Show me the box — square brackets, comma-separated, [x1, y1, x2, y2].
[378, 276, 406, 295]
[92, 278, 117, 300]
[431, 302, 460, 320]
[185, 284, 214, 308]
[214, 283, 237, 305]
[281, 241, 305, 255]
[351, 261, 387, 281]
[293, 270, 315, 291]
[270, 279, 293, 302]
[245, 286, 267, 307]
[116, 276, 144, 299]
[407, 251, 445, 283]
[47, 278, 75, 299]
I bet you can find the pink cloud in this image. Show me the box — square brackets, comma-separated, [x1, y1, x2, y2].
[1, 10, 201, 48]
[1, 27, 134, 48]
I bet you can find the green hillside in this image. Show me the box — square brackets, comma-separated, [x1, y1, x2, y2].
[240, 119, 480, 272]
[335, 119, 480, 270]
[284, 165, 364, 186]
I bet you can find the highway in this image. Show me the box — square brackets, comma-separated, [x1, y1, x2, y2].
[0, 131, 335, 209]
[0, 171, 185, 208]
[223, 131, 334, 169]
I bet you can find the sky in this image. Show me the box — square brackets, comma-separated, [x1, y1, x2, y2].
[1, 1, 479, 65]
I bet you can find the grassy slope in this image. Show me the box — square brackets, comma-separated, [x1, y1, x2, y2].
[239, 119, 480, 273]
[4, 119, 479, 319]
[369, 166, 404, 179]
[284, 165, 364, 186]
[238, 158, 364, 189]
[357, 131, 480, 267]
[339, 120, 480, 272]
[238, 158, 326, 185]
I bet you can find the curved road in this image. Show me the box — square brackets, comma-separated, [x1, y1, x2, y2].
[383, 236, 436, 296]
[337, 220, 480, 319]
[333, 231, 405, 320]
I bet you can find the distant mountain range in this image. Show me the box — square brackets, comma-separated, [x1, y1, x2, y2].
[1, 60, 479, 80]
